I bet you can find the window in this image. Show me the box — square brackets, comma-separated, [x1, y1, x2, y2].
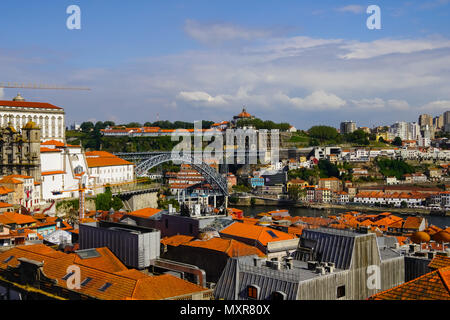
[62, 271, 75, 280]
[81, 277, 93, 287]
[247, 285, 259, 300]
[337, 285, 346, 298]
[3, 256, 14, 263]
[271, 291, 286, 300]
[98, 282, 112, 292]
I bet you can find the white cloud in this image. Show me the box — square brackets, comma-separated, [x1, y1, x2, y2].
[0, 88, 4, 99]
[336, 5, 365, 14]
[420, 100, 450, 111]
[184, 19, 278, 45]
[276, 90, 347, 110]
[177, 91, 227, 106]
[350, 98, 386, 109]
[340, 38, 450, 59]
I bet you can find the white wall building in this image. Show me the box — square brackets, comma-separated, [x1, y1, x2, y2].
[85, 151, 134, 186]
[0, 94, 65, 142]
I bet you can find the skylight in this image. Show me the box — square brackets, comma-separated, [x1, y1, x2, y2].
[81, 277, 93, 287]
[98, 282, 112, 292]
[3, 256, 14, 263]
[62, 271, 75, 280]
[267, 230, 279, 238]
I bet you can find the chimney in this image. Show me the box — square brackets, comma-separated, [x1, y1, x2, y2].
[285, 257, 293, 270]
[315, 266, 326, 275]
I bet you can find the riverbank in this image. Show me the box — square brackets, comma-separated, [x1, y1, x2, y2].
[231, 199, 450, 217]
[233, 205, 450, 229]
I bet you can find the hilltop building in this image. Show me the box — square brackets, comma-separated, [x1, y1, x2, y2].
[0, 94, 65, 142]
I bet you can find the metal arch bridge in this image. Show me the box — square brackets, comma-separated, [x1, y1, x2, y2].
[122, 152, 229, 196]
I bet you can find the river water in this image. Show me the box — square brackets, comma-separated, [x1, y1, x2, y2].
[237, 205, 450, 229]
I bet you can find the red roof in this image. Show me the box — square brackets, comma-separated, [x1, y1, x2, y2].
[41, 140, 65, 147]
[0, 100, 62, 110]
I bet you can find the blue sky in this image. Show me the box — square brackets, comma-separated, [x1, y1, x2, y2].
[1, 0, 450, 129]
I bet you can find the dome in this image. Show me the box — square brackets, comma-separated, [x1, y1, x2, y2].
[237, 107, 252, 118]
[410, 231, 431, 244]
[24, 121, 38, 129]
[432, 231, 450, 243]
[12, 93, 25, 101]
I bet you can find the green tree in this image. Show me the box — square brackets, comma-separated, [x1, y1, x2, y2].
[80, 121, 94, 133]
[392, 137, 402, 146]
[308, 126, 339, 143]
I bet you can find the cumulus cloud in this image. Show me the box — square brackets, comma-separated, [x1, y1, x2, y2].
[276, 90, 347, 110]
[177, 91, 227, 106]
[336, 5, 365, 14]
[420, 100, 450, 112]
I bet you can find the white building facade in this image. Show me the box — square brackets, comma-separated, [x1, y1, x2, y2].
[0, 94, 65, 142]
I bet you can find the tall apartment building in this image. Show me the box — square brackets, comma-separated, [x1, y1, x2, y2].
[389, 122, 422, 140]
[433, 115, 443, 130]
[340, 121, 356, 134]
[418, 114, 433, 128]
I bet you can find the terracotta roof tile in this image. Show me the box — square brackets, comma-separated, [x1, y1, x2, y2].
[181, 237, 265, 257]
[0, 100, 62, 110]
[219, 222, 295, 246]
[370, 266, 450, 300]
[126, 208, 161, 219]
[428, 256, 450, 270]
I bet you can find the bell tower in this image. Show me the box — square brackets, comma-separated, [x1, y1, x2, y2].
[22, 121, 41, 181]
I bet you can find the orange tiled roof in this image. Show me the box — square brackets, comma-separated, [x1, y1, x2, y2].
[0, 244, 209, 300]
[126, 207, 161, 219]
[2, 212, 37, 225]
[181, 237, 265, 257]
[86, 156, 132, 168]
[403, 216, 424, 229]
[41, 140, 65, 147]
[40, 147, 61, 153]
[0, 176, 23, 184]
[220, 222, 295, 246]
[41, 170, 66, 176]
[0, 202, 13, 208]
[161, 235, 195, 247]
[0, 215, 15, 225]
[0, 186, 14, 195]
[370, 266, 450, 300]
[428, 255, 450, 270]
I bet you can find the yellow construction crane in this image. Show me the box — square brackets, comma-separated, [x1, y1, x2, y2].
[52, 177, 150, 221]
[0, 82, 91, 91]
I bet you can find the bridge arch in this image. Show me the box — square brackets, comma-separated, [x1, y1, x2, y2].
[134, 153, 229, 196]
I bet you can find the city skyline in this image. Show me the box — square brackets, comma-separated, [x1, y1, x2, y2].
[1, 1, 450, 129]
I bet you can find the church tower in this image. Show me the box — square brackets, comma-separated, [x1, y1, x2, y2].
[22, 121, 41, 181]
